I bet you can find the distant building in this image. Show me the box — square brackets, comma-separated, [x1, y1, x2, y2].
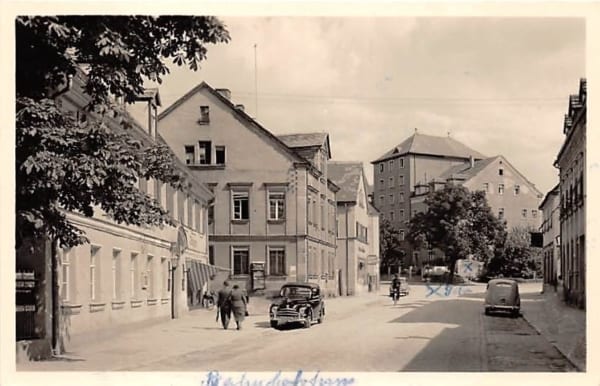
[371, 132, 486, 268]
[539, 184, 560, 293]
[16, 73, 214, 360]
[328, 162, 380, 295]
[554, 78, 586, 309]
[157, 82, 339, 296]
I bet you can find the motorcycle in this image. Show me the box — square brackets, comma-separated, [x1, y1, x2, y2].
[390, 286, 400, 305]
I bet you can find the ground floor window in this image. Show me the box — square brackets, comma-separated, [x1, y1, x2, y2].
[233, 247, 250, 275]
[268, 247, 286, 276]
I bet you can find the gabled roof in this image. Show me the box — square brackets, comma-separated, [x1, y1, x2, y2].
[328, 161, 367, 203]
[367, 202, 380, 216]
[438, 156, 498, 182]
[158, 82, 307, 166]
[438, 155, 543, 197]
[277, 132, 332, 159]
[539, 183, 560, 210]
[372, 132, 486, 163]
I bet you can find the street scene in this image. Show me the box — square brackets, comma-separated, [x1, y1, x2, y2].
[5, 9, 591, 386]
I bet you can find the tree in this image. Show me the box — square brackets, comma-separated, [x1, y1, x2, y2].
[407, 185, 506, 283]
[486, 226, 542, 279]
[379, 219, 405, 273]
[16, 16, 230, 248]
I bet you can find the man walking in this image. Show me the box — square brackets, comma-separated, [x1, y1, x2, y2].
[216, 281, 232, 330]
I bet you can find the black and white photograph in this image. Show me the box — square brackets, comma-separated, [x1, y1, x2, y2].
[1, 2, 598, 386]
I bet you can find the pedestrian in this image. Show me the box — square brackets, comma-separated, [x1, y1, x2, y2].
[229, 284, 248, 330]
[216, 281, 232, 330]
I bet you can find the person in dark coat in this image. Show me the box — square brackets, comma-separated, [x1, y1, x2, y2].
[216, 281, 232, 329]
[229, 284, 248, 330]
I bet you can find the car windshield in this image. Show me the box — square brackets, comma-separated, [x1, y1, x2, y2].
[281, 286, 312, 298]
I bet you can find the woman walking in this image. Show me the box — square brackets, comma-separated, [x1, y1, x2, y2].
[229, 284, 248, 330]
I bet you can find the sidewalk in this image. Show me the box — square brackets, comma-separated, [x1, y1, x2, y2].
[521, 288, 586, 371]
[17, 291, 383, 371]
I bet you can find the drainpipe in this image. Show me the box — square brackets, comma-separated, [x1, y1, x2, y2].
[345, 203, 350, 296]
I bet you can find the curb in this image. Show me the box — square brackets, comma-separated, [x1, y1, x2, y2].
[521, 312, 583, 372]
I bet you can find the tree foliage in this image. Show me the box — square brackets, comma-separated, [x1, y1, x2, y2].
[485, 226, 542, 279]
[15, 16, 230, 248]
[407, 185, 506, 283]
[379, 219, 406, 269]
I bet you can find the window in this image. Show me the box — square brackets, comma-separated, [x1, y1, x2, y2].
[161, 257, 168, 297]
[320, 199, 325, 230]
[498, 184, 504, 195]
[215, 146, 226, 164]
[233, 247, 249, 275]
[400, 209, 405, 219]
[198, 141, 211, 164]
[379, 195, 384, 207]
[390, 211, 395, 221]
[146, 255, 154, 298]
[130, 252, 138, 298]
[269, 191, 285, 220]
[399, 158, 404, 168]
[269, 248, 286, 276]
[522, 209, 527, 218]
[389, 194, 394, 204]
[208, 203, 214, 225]
[199, 105, 210, 124]
[155, 181, 163, 206]
[389, 160, 394, 170]
[379, 179, 384, 188]
[321, 249, 327, 275]
[209, 245, 215, 265]
[232, 191, 249, 220]
[483, 183, 489, 193]
[60, 248, 71, 302]
[112, 249, 121, 300]
[185, 145, 195, 165]
[532, 210, 538, 218]
[90, 245, 101, 301]
[499, 168, 504, 176]
[379, 163, 384, 173]
[400, 230, 405, 241]
[399, 176, 405, 186]
[166, 185, 175, 214]
[514, 184, 520, 195]
[389, 177, 394, 188]
[399, 192, 405, 203]
[187, 195, 193, 228]
[498, 208, 504, 220]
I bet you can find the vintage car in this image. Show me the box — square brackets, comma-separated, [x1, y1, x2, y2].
[484, 278, 521, 317]
[269, 282, 325, 329]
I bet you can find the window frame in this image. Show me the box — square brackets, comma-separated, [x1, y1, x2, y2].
[112, 248, 121, 301]
[90, 245, 101, 302]
[498, 183, 505, 195]
[232, 247, 250, 276]
[268, 190, 286, 221]
[268, 247, 286, 276]
[199, 105, 210, 124]
[232, 190, 250, 221]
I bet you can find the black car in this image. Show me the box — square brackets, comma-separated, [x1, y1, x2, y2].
[269, 282, 325, 329]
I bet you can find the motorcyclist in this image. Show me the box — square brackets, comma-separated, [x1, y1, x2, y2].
[391, 274, 401, 290]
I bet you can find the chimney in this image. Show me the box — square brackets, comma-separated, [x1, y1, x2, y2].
[215, 88, 231, 100]
[235, 104, 245, 112]
[469, 155, 474, 168]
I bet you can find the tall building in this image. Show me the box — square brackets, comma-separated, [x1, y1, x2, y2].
[157, 82, 339, 297]
[539, 184, 560, 293]
[554, 78, 586, 309]
[371, 132, 485, 267]
[328, 162, 380, 295]
[16, 72, 214, 360]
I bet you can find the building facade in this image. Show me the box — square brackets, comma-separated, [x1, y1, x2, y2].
[328, 162, 380, 295]
[371, 132, 486, 268]
[16, 73, 214, 360]
[554, 78, 586, 309]
[539, 184, 560, 293]
[157, 82, 339, 297]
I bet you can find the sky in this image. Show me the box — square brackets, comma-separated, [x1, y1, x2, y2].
[152, 17, 585, 195]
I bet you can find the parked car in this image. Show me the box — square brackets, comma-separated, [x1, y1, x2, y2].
[484, 278, 520, 317]
[269, 282, 325, 329]
[389, 276, 410, 297]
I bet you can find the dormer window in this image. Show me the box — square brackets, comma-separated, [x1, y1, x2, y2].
[199, 106, 210, 124]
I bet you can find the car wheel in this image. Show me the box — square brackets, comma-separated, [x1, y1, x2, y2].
[304, 311, 312, 328]
[317, 308, 324, 324]
[511, 309, 520, 318]
[270, 320, 278, 328]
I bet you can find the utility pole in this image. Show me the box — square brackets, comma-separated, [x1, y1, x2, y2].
[254, 43, 258, 119]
